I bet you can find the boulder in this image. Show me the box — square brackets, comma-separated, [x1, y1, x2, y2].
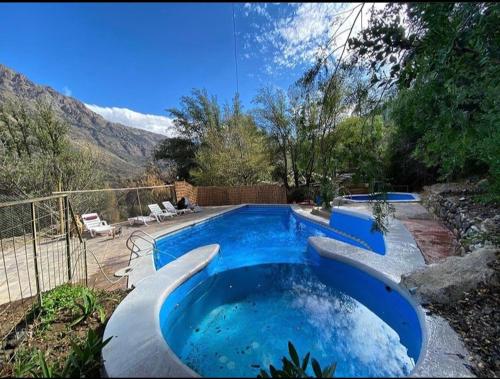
[479, 215, 500, 235]
[476, 178, 489, 191]
[401, 246, 499, 304]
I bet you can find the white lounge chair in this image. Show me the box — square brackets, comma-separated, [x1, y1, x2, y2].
[127, 215, 157, 226]
[148, 203, 175, 222]
[81, 213, 114, 238]
[162, 201, 191, 215]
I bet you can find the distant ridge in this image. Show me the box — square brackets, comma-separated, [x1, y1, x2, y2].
[0, 64, 164, 183]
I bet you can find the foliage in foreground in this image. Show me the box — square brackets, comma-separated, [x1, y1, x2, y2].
[258, 341, 336, 378]
[15, 329, 111, 378]
[11, 284, 113, 378]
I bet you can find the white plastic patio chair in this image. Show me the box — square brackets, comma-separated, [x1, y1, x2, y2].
[81, 213, 114, 238]
[148, 203, 175, 222]
[127, 215, 157, 226]
[162, 201, 191, 215]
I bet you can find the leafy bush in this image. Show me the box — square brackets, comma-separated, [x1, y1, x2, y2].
[62, 329, 112, 377]
[10, 284, 112, 378]
[40, 284, 87, 326]
[16, 329, 111, 378]
[258, 342, 336, 378]
[71, 288, 106, 327]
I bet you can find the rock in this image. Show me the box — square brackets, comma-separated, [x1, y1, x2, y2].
[401, 246, 499, 304]
[472, 243, 483, 251]
[479, 216, 500, 235]
[465, 225, 480, 237]
[476, 178, 489, 191]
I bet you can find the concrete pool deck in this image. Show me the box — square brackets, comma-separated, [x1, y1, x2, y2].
[337, 202, 461, 264]
[101, 203, 473, 378]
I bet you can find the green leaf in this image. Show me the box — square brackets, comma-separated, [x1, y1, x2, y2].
[269, 365, 278, 377]
[288, 341, 300, 367]
[70, 315, 85, 327]
[98, 306, 107, 324]
[322, 363, 337, 378]
[312, 358, 322, 378]
[38, 351, 53, 378]
[301, 352, 310, 372]
[258, 369, 270, 378]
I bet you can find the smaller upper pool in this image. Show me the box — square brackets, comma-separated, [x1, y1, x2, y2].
[343, 192, 420, 203]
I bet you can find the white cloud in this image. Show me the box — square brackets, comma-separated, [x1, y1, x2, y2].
[63, 86, 72, 96]
[84, 104, 177, 137]
[242, 3, 387, 71]
[243, 3, 271, 19]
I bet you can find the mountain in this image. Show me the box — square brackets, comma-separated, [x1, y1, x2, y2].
[0, 64, 165, 183]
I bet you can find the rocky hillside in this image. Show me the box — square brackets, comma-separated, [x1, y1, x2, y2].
[0, 64, 164, 183]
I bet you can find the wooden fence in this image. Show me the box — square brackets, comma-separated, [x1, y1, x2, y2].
[174, 181, 287, 206]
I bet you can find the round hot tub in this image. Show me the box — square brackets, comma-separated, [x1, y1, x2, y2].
[342, 192, 420, 203]
[160, 259, 424, 378]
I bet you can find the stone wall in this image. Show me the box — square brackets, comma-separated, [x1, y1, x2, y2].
[423, 182, 499, 254]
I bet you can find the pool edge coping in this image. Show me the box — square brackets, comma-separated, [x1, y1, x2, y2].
[102, 244, 220, 378]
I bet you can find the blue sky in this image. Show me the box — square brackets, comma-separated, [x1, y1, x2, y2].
[0, 2, 379, 136]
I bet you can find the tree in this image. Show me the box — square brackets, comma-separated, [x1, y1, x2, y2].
[330, 115, 389, 180]
[349, 3, 500, 199]
[253, 87, 295, 189]
[253, 85, 324, 190]
[166, 88, 221, 142]
[155, 89, 224, 180]
[191, 99, 272, 186]
[153, 137, 198, 180]
[162, 91, 273, 187]
[0, 100, 103, 198]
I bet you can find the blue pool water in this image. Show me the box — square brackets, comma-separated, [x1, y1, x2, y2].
[345, 193, 417, 202]
[154, 205, 384, 271]
[161, 262, 422, 377]
[156, 205, 422, 377]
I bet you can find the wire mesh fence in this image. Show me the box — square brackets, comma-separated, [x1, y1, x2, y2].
[51, 185, 178, 292]
[57, 185, 177, 229]
[0, 195, 87, 306]
[0, 194, 88, 358]
[0, 185, 177, 365]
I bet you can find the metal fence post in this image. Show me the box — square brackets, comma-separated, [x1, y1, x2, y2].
[83, 240, 88, 286]
[30, 202, 42, 306]
[64, 196, 72, 281]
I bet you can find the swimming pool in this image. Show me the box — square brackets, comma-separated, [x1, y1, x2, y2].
[154, 205, 385, 272]
[149, 205, 423, 377]
[104, 204, 473, 378]
[161, 261, 422, 377]
[343, 192, 420, 203]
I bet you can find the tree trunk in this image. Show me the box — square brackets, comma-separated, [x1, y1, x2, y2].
[281, 143, 289, 190]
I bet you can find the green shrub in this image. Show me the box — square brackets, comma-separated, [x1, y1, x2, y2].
[258, 342, 336, 378]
